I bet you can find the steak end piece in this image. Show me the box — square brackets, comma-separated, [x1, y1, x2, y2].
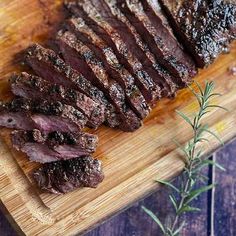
[33, 155, 104, 194]
[159, 0, 236, 68]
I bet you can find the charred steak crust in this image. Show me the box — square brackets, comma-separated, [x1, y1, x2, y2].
[0, 98, 87, 132]
[64, 0, 162, 103]
[56, 30, 142, 131]
[25, 43, 121, 128]
[65, 17, 151, 119]
[33, 155, 104, 194]
[10, 72, 105, 128]
[159, 0, 236, 68]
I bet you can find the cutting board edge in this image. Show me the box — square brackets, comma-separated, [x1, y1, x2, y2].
[0, 131, 235, 236]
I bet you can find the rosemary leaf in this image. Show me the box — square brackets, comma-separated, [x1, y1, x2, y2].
[200, 128, 224, 145]
[176, 110, 193, 128]
[156, 180, 180, 193]
[169, 195, 178, 212]
[185, 184, 215, 205]
[195, 81, 204, 96]
[173, 221, 185, 236]
[201, 160, 226, 171]
[208, 93, 222, 98]
[177, 206, 201, 214]
[206, 105, 229, 111]
[141, 206, 166, 234]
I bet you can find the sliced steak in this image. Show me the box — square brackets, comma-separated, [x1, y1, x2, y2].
[0, 104, 35, 131]
[25, 43, 120, 128]
[0, 98, 87, 133]
[56, 30, 142, 131]
[159, 0, 236, 67]
[133, 0, 197, 77]
[100, 0, 181, 92]
[33, 155, 104, 194]
[12, 129, 98, 163]
[65, 1, 162, 103]
[119, 0, 197, 82]
[65, 18, 150, 119]
[10, 72, 105, 129]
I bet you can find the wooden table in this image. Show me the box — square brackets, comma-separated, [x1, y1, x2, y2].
[1, 138, 235, 236]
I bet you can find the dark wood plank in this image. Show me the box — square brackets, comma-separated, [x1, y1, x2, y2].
[214, 140, 236, 236]
[0, 204, 17, 236]
[86, 166, 210, 236]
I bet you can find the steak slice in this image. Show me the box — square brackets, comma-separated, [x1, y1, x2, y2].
[65, 18, 150, 119]
[132, 0, 197, 77]
[0, 98, 87, 133]
[119, 0, 197, 82]
[65, 1, 162, 103]
[159, 0, 236, 68]
[100, 0, 181, 91]
[12, 129, 98, 163]
[10, 72, 105, 129]
[56, 30, 142, 132]
[0, 108, 35, 131]
[25, 43, 120, 128]
[33, 155, 104, 194]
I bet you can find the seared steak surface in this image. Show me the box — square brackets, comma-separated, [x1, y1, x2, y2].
[33, 155, 104, 194]
[65, 17, 151, 119]
[57, 30, 142, 131]
[65, 0, 163, 103]
[159, 0, 236, 67]
[25, 44, 121, 128]
[10, 72, 105, 128]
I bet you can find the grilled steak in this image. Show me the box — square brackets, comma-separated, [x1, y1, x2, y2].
[99, 0, 182, 93]
[0, 98, 87, 133]
[12, 129, 98, 163]
[10, 72, 105, 129]
[56, 30, 142, 131]
[159, 0, 236, 67]
[0, 104, 35, 131]
[25, 43, 121, 128]
[92, 0, 180, 95]
[65, 0, 162, 103]
[33, 155, 104, 194]
[128, 0, 197, 78]
[65, 18, 150, 119]
[117, 0, 196, 82]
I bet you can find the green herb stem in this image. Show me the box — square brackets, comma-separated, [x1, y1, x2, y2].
[143, 81, 226, 236]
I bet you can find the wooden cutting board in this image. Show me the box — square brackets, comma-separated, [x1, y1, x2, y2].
[0, 1, 236, 235]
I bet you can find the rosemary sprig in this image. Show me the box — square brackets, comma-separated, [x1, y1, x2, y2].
[142, 81, 226, 236]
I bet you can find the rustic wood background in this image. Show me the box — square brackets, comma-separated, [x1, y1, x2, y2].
[1, 138, 235, 236]
[0, 1, 236, 235]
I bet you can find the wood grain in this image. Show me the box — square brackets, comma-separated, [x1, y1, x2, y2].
[0, 1, 236, 235]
